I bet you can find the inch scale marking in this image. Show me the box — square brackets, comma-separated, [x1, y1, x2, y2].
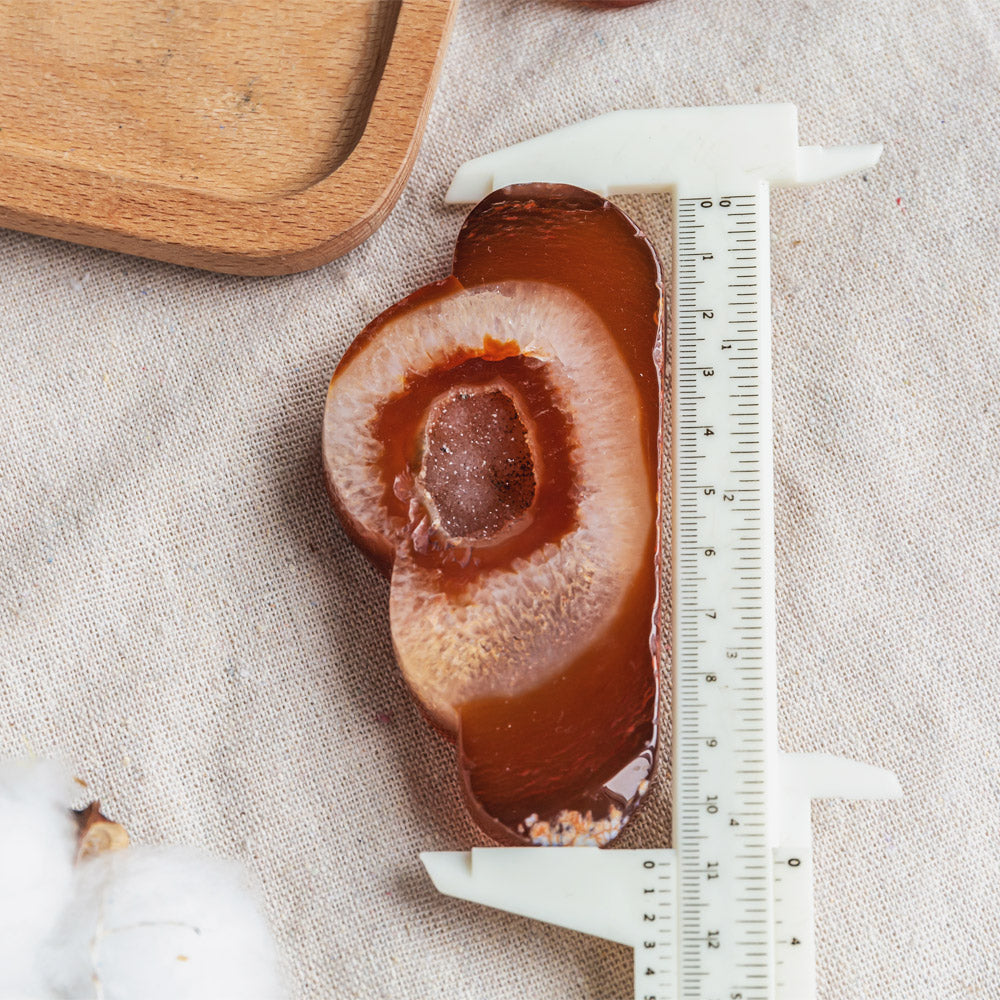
[675, 190, 776, 1000]
[422, 105, 903, 1000]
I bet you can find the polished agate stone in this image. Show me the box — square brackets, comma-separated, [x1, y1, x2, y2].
[323, 184, 663, 845]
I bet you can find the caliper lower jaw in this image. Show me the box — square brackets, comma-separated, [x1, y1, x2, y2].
[771, 753, 902, 998]
[420, 757, 901, 1000]
[778, 751, 902, 846]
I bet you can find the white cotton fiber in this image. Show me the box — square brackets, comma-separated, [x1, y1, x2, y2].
[0, 759, 287, 1000]
[0, 760, 76, 1000]
[45, 845, 287, 1000]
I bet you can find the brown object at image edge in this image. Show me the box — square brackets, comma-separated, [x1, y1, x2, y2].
[0, 0, 458, 276]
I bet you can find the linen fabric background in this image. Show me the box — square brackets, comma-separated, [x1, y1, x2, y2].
[2, 1, 998, 997]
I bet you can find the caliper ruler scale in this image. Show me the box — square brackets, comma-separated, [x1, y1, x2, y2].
[422, 105, 902, 1000]
[674, 186, 779, 1000]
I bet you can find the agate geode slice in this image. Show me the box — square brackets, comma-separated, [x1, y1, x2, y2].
[323, 184, 663, 846]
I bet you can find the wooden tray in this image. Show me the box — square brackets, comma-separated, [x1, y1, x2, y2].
[0, 0, 457, 275]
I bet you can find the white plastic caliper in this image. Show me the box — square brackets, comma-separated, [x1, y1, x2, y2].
[420, 104, 901, 1000]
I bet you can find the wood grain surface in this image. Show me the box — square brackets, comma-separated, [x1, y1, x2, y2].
[0, 0, 457, 274]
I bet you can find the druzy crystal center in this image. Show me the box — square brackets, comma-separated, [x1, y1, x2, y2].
[419, 384, 536, 541]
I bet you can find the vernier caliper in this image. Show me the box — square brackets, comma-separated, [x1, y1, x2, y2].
[421, 104, 902, 1000]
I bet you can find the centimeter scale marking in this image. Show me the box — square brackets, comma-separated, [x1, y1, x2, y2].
[673, 187, 777, 1000]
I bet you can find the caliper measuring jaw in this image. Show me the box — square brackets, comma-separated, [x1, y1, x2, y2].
[421, 105, 902, 1000]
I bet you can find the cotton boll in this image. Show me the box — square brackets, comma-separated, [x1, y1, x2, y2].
[0, 759, 77, 1000]
[0, 758, 287, 1000]
[45, 845, 287, 1000]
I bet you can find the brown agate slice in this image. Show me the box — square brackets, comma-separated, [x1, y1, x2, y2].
[323, 184, 662, 846]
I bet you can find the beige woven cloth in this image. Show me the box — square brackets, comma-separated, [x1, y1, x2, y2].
[2, 1, 998, 997]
